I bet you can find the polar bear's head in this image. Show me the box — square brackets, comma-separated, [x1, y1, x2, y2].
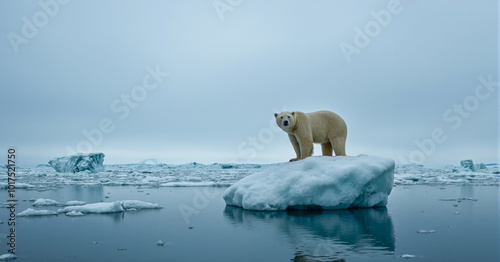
[274, 111, 296, 132]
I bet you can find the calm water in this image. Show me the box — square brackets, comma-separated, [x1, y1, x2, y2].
[0, 185, 498, 261]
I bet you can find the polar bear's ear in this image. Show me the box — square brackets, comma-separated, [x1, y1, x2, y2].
[291, 112, 295, 116]
[274, 113, 278, 118]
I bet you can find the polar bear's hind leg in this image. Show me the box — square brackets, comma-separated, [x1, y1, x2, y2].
[321, 142, 333, 156]
[331, 137, 346, 156]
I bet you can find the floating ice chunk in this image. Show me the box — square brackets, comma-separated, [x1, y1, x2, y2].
[18, 208, 58, 217]
[223, 155, 395, 211]
[460, 159, 476, 171]
[65, 210, 84, 217]
[156, 240, 164, 246]
[65, 200, 86, 206]
[401, 254, 417, 258]
[48, 153, 105, 173]
[120, 200, 161, 210]
[58, 200, 161, 213]
[32, 198, 62, 207]
[58, 202, 125, 214]
[417, 230, 436, 234]
[0, 254, 17, 261]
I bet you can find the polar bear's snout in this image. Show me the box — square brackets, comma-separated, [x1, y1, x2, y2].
[283, 119, 289, 126]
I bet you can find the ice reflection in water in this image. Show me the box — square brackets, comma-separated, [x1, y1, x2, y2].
[224, 206, 395, 261]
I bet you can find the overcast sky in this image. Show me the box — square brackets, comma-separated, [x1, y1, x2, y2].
[1, 0, 498, 167]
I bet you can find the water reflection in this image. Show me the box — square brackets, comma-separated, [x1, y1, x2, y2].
[224, 206, 395, 261]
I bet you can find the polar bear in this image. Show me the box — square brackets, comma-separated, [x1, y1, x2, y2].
[274, 110, 347, 162]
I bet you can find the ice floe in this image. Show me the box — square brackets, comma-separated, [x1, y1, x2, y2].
[223, 155, 395, 211]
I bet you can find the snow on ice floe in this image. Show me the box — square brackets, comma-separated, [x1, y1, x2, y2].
[223, 155, 395, 211]
[48, 153, 105, 173]
[58, 200, 161, 214]
[17, 208, 58, 217]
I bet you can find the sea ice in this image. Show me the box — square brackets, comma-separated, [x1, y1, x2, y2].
[32, 198, 62, 207]
[223, 155, 395, 211]
[401, 254, 418, 258]
[17, 208, 58, 217]
[48, 153, 105, 173]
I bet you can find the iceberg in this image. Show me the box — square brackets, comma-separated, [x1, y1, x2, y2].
[48, 153, 105, 173]
[223, 155, 395, 211]
[460, 159, 476, 171]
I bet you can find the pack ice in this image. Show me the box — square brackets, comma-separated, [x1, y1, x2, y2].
[48, 153, 105, 173]
[223, 155, 395, 211]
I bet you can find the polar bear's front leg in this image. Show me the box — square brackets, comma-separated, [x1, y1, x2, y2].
[288, 134, 301, 162]
[296, 136, 313, 160]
